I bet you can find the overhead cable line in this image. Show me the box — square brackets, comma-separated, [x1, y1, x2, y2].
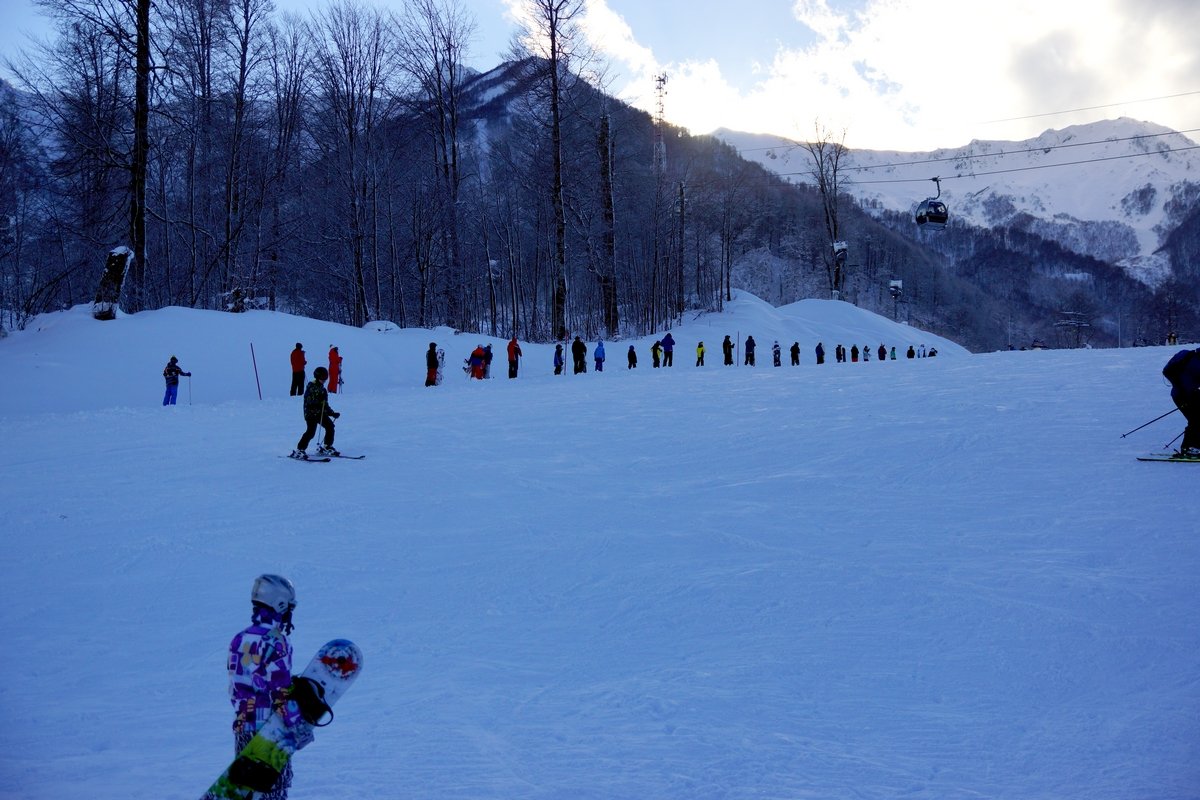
[848, 144, 1200, 185]
[981, 90, 1200, 123]
[840, 128, 1200, 173]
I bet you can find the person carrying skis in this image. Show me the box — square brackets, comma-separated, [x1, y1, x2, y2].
[162, 356, 192, 406]
[292, 366, 339, 458]
[425, 343, 439, 387]
[627, 345, 637, 369]
[290, 344, 306, 396]
[1163, 346, 1200, 457]
[327, 346, 342, 393]
[722, 335, 734, 366]
[507, 337, 522, 379]
[227, 574, 301, 800]
[594, 340, 606, 372]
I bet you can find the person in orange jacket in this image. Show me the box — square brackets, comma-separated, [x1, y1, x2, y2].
[468, 344, 486, 380]
[328, 346, 342, 393]
[507, 336, 522, 379]
[290, 343, 306, 396]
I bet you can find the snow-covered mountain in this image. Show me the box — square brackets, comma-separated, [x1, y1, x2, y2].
[716, 119, 1200, 287]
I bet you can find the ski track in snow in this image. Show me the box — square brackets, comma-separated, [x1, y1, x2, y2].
[0, 296, 1196, 800]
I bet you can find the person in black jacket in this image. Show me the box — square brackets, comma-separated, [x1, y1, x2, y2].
[744, 336, 756, 366]
[292, 367, 339, 459]
[571, 336, 587, 374]
[162, 356, 192, 405]
[722, 335, 734, 366]
[425, 343, 439, 387]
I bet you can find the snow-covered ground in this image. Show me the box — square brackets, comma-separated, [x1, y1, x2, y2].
[0, 293, 1195, 800]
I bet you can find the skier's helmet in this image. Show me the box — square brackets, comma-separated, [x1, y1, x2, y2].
[251, 574, 296, 614]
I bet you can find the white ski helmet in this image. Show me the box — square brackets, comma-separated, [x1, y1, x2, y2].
[251, 574, 296, 613]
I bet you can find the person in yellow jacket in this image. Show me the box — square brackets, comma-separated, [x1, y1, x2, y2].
[696, 341, 706, 367]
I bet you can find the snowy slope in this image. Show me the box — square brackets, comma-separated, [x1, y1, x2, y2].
[717, 119, 1200, 285]
[0, 298, 1196, 800]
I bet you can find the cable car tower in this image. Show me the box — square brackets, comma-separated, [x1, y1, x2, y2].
[654, 73, 668, 175]
[915, 177, 949, 230]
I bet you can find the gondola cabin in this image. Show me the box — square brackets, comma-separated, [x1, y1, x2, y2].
[915, 198, 948, 230]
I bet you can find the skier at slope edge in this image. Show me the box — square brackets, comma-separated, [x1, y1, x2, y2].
[226, 575, 302, 800]
[292, 366, 340, 459]
[1163, 346, 1200, 458]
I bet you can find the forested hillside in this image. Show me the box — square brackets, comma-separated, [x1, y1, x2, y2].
[0, 0, 1194, 351]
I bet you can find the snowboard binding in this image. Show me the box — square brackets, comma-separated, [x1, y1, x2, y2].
[289, 676, 334, 727]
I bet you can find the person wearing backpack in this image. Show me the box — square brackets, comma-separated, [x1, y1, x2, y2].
[1163, 347, 1200, 457]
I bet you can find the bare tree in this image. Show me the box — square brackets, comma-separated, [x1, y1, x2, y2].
[511, 0, 584, 341]
[307, 0, 403, 326]
[801, 122, 849, 299]
[397, 0, 475, 329]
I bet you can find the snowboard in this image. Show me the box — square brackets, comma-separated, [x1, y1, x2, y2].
[1137, 453, 1200, 463]
[436, 348, 445, 386]
[202, 639, 363, 800]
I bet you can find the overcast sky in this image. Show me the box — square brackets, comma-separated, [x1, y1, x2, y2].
[3, 0, 1197, 151]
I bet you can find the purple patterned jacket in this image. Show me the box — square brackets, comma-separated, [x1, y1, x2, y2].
[227, 608, 297, 733]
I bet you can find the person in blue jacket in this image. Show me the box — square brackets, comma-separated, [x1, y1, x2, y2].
[1163, 347, 1200, 457]
[553, 344, 565, 375]
[661, 332, 676, 366]
[594, 340, 606, 372]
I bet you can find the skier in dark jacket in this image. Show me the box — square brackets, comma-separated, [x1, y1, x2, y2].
[292, 366, 339, 459]
[878, 344, 887, 361]
[744, 336, 756, 366]
[628, 345, 637, 369]
[790, 342, 800, 366]
[722, 335, 734, 366]
[227, 575, 299, 800]
[425, 343, 439, 387]
[815, 342, 825, 365]
[162, 356, 192, 406]
[1163, 347, 1200, 457]
[571, 337, 587, 374]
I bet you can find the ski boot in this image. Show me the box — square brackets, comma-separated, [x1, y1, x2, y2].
[290, 449, 309, 460]
[316, 444, 340, 457]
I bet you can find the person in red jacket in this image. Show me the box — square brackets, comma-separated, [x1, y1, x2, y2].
[507, 336, 522, 379]
[468, 344, 486, 380]
[327, 346, 342, 393]
[290, 343, 306, 396]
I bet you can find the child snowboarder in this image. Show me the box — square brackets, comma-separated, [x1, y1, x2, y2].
[292, 366, 340, 459]
[162, 356, 192, 405]
[226, 575, 300, 800]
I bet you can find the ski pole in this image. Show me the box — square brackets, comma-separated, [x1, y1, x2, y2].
[250, 342, 263, 400]
[1164, 431, 1184, 450]
[1119, 407, 1178, 438]
[187, 375, 192, 405]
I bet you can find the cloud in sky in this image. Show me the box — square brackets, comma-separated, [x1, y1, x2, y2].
[582, 0, 1200, 151]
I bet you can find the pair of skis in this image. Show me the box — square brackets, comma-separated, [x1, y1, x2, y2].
[281, 453, 365, 463]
